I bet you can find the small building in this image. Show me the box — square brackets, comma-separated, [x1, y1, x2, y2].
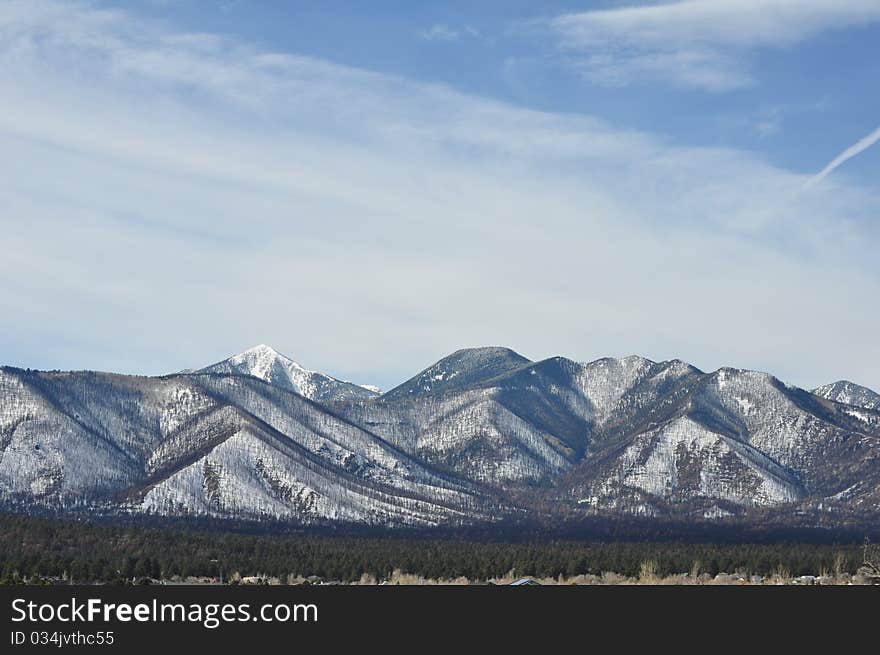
[510, 577, 541, 586]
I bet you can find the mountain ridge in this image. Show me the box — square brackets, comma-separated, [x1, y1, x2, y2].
[2, 346, 879, 529]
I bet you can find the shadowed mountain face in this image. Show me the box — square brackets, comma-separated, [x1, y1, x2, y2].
[381, 347, 532, 400]
[2, 346, 879, 528]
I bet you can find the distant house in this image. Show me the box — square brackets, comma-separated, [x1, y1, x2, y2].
[510, 577, 541, 586]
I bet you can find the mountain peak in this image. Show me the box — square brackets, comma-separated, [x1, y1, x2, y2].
[197, 346, 377, 402]
[244, 343, 281, 356]
[237, 344, 298, 364]
[382, 346, 531, 400]
[813, 380, 880, 411]
[449, 346, 524, 358]
[224, 345, 311, 381]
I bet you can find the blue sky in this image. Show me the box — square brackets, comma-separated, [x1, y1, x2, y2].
[1, 0, 879, 391]
[116, 0, 880, 176]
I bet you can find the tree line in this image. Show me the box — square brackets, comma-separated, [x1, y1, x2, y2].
[0, 514, 869, 583]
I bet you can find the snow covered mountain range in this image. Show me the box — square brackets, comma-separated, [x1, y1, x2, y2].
[1, 345, 879, 529]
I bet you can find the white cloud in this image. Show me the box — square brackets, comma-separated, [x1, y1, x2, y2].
[550, 0, 880, 90]
[0, 0, 878, 391]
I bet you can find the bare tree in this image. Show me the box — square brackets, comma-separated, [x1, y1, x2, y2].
[860, 538, 880, 582]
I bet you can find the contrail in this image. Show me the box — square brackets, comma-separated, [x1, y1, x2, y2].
[805, 124, 880, 189]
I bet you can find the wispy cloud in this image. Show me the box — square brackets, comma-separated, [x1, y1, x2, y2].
[752, 108, 783, 139]
[420, 23, 459, 41]
[806, 125, 880, 188]
[0, 0, 878, 390]
[549, 0, 880, 91]
[419, 23, 481, 42]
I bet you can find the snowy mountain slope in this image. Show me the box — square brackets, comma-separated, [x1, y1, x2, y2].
[565, 365, 880, 517]
[334, 390, 567, 486]
[0, 366, 491, 526]
[138, 404, 486, 527]
[577, 416, 803, 513]
[813, 380, 880, 411]
[338, 357, 594, 485]
[2, 346, 880, 527]
[184, 374, 482, 500]
[141, 427, 468, 526]
[0, 369, 143, 506]
[339, 354, 703, 487]
[197, 345, 379, 402]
